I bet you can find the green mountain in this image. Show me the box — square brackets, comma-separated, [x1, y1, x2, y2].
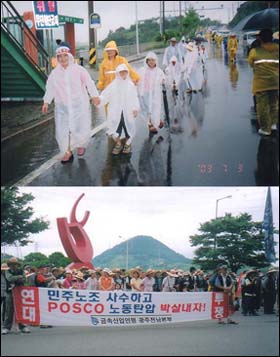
[93, 235, 192, 271]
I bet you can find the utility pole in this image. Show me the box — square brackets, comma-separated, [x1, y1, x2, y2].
[160, 1, 163, 35]
[135, 1, 140, 55]
[162, 1, 165, 40]
[88, 1, 96, 68]
[179, 0, 183, 35]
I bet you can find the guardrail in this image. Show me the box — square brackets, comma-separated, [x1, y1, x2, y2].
[77, 42, 165, 63]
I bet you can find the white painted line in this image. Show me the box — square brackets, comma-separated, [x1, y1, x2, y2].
[15, 121, 108, 186]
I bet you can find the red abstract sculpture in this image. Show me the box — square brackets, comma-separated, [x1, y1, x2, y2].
[57, 193, 94, 270]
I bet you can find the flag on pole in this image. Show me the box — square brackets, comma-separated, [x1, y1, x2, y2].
[262, 187, 276, 263]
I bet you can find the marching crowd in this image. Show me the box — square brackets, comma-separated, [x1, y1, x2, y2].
[41, 35, 209, 163]
[41, 28, 278, 164]
[1, 257, 279, 334]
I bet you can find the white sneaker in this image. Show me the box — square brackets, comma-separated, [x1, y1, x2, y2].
[271, 124, 277, 130]
[258, 129, 271, 136]
[1, 328, 10, 335]
[21, 327, 31, 333]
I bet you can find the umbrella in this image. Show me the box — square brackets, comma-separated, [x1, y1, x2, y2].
[193, 37, 207, 42]
[233, 8, 279, 32]
[162, 83, 170, 127]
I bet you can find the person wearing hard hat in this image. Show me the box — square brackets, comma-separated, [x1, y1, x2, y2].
[248, 28, 279, 136]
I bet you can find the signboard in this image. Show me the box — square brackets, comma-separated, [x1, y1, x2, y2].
[14, 287, 228, 327]
[33, 1, 59, 29]
[59, 15, 84, 25]
[90, 13, 101, 29]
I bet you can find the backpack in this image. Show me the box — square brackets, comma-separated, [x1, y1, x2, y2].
[208, 273, 218, 291]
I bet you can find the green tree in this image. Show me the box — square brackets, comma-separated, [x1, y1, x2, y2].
[1, 187, 49, 247]
[23, 252, 49, 268]
[48, 252, 71, 268]
[182, 8, 200, 39]
[190, 213, 274, 273]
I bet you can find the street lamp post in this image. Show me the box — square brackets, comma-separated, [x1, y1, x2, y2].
[214, 195, 232, 249]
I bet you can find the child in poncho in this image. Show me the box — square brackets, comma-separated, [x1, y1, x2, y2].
[98, 64, 140, 155]
[42, 43, 99, 163]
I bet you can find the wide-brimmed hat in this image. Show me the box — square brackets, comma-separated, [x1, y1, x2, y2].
[129, 268, 141, 278]
[267, 268, 278, 274]
[167, 269, 178, 278]
[1, 263, 9, 271]
[7, 257, 20, 266]
[102, 267, 112, 275]
[186, 42, 195, 51]
[75, 272, 84, 281]
[170, 37, 177, 42]
[245, 269, 257, 276]
[145, 269, 154, 276]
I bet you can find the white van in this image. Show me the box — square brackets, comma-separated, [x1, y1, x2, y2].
[242, 31, 259, 55]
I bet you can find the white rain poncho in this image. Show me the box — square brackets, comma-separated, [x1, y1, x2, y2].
[99, 64, 140, 141]
[178, 36, 187, 62]
[162, 44, 182, 67]
[183, 43, 204, 91]
[138, 52, 165, 127]
[43, 47, 98, 153]
[165, 56, 183, 88]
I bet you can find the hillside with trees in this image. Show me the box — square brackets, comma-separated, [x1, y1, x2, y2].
[100, 10, 222, 47]
[93, 235, 192, 270]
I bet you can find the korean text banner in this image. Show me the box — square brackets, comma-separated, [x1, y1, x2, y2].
[33, 1, 59, 29]
[14, 287, 228, 327]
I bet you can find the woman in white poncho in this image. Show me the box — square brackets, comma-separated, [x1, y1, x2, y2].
[138, 52, 165, 134]
[42, 43, 99, 163]
[98, 64, 139, 155]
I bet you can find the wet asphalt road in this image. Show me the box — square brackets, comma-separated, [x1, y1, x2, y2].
[1, 45, 279, 186]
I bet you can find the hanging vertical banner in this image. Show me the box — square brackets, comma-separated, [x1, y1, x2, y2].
[262, 187, 276, 263]
[33, 1, 59, 29]
[14, 287, 228, 327]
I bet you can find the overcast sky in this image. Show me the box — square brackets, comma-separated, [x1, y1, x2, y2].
[12, 1, 245, 43]
[3, 187, 279, 263]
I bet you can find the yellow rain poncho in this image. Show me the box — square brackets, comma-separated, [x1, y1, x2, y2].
[248, 42, 279, 94]
[97, 41, 140, 91]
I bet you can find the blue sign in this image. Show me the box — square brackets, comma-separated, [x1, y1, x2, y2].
[33, 1, 59, 29]
[90, 13, 101, 29]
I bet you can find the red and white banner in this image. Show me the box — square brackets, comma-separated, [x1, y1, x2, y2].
[14, 287, 228, 327]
